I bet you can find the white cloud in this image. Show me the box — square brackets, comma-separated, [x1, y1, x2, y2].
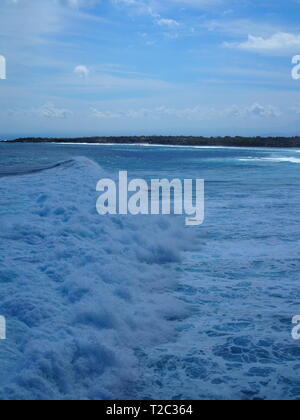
[6, 103, 73, 119]
[90, 103, 282, 120]
[90, 105, 211, 120]
[245, 103, 281, 118]
[112, 0, 181, 31]
[156, 18, 180, 28]
[203, 19, 281, 37]
[38, 102, 73, 118]
[225, 32, 300, 55]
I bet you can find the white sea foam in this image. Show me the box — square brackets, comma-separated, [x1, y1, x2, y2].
[239, 157, 300, 164]
[55, 143, 286, 151]
[0, 156, 200, 400]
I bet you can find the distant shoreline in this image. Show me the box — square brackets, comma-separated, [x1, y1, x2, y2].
[6, 136, 300, 148]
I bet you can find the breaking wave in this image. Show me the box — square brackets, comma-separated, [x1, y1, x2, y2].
[0, 157, 200, 400]
[239, 157, 300, 164]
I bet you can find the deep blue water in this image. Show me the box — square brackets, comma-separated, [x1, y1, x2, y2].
[0, 142, 300, 400]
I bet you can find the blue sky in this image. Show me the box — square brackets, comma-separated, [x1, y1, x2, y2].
[1, 0, 300, 138]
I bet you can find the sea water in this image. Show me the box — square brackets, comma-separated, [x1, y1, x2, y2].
[0, 142, 300, 400]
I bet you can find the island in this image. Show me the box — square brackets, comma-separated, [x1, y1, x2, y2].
[7, 136, 300, 148]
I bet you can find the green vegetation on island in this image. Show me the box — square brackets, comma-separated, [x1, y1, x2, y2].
[9, 136, 300, 148]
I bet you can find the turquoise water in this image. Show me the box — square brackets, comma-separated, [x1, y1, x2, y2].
[0, 142, 300, 400]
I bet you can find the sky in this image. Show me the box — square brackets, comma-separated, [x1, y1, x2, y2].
[1, 0, 300, 138]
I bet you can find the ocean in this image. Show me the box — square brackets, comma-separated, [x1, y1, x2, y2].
[0, 142, 300, 400]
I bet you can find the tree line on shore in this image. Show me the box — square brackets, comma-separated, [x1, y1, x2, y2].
[9, 136, 300, 148]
